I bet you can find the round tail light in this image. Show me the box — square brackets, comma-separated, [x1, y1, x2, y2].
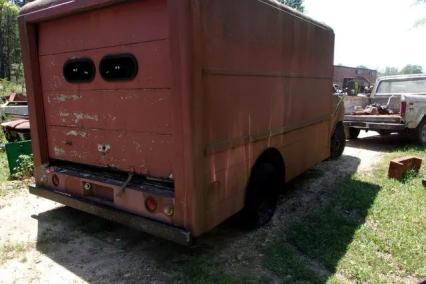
[145, 197, 158, 212]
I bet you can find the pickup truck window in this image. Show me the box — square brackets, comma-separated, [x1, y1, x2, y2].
[376, 78, 426, 94]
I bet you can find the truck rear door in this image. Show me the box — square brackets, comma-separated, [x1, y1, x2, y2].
[37, 0, 174, 178]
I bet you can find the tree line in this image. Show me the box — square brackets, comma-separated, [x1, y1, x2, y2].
[277, 0, 304, 12]
[0, 0, 21, 81]
[380, 65, 424, 77]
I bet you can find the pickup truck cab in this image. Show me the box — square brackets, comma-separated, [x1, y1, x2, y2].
[344, 74, 426, 145]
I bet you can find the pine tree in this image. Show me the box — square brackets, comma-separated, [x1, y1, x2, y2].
[0, 1, 21, 80]
[277, 0, 304, 12]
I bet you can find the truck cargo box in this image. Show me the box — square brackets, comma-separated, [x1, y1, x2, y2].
[20, 0, 343, 244]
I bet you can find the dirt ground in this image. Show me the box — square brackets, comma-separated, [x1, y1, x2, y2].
[0, 132, 414, 283]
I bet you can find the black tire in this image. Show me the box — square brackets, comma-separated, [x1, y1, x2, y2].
[378, 130, 392, 136]
[416, 119, 426, 146]
[238, 162, 282, 229]
[348, 127, 360, 139]
[330, 124, 346, 159]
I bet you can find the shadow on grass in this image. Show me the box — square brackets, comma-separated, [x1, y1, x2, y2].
[265, 177, 380, 283]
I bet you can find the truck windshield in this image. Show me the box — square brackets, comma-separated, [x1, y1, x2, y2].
[376, 78, 426, 94]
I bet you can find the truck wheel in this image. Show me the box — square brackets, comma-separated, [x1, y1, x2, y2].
[238, 162, 281, 229]
[416, 119, 426, 146]
[348, 127, 360, 139]
[330, 124, 346, 159]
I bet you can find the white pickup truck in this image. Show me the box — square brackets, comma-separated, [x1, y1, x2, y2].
[344, 74, 426, 145]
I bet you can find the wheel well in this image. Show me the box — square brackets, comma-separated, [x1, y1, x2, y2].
[414, 115, 426, 130]
[333, 120, 344, 133]
[251, 148, 286, 184]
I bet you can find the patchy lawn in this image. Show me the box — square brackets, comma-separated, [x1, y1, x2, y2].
[263, 146, 426, 283]
[0, 133, 424, 283]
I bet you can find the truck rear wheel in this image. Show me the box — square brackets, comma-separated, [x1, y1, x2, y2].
[416, 119, 426, 146]
[238, 162, 282, 229]
[330, 124, 346, 159]
[347, 127, 360, 139]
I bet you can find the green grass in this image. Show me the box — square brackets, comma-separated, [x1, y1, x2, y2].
[265, 146, 426, 283]
[265, 242, 323, 283]
[173, 264, 257, 284]
[0, 151, 9, 184]
[0, 131, 25, 197]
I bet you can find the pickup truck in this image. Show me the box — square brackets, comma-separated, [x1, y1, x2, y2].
[344, 74, 426, 145]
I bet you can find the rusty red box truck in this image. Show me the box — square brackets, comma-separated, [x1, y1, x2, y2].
[19, 0, 345, 244]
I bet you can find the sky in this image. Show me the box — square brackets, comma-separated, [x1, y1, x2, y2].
[303, 0, 426, 72]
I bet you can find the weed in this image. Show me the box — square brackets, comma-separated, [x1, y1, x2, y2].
[401, 169, 419, 183]
[12, 154, 34, 179]
[0, 242, 30, 265]
[173, 263, 256, 284]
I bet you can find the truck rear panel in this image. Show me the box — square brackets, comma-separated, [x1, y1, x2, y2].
[38, 0, 173, 178]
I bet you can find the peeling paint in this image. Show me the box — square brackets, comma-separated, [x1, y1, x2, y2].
[51, 94, 81, 102]
[54, 147, 66, 156]
[107, 114, 117, 121]
[66, 130, 87, 138]
[73, 113, 99, 123]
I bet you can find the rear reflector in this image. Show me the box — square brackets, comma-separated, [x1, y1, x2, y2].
[400, 101, 407, 116]
[145, 197, 158, 212]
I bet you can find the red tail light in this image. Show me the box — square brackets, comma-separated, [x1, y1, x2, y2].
[400, 101, 407, 116]
[145, 197, 158, 212]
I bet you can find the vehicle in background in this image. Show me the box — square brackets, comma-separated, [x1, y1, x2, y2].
[0, 93, 29, 120]
[344, 74, 426, 145]
[1, 93, 30, 142]
[20, 0, 345, 244]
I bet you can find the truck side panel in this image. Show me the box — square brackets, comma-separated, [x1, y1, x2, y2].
[197, 0, 334, 231]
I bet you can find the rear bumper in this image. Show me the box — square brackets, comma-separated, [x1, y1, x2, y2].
[344, 121, 406, 131]
[29, 184, 192, 245]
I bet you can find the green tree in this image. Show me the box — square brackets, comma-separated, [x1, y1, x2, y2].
[0, 1, 21, 81]
[400, 64, 423, 74]
[277, 0, 304, 12]
[380, 67, 399, 77]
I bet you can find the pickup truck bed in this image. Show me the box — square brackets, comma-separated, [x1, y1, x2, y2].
[344, 114, 402, 123]
[344, 114, 405, 130]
